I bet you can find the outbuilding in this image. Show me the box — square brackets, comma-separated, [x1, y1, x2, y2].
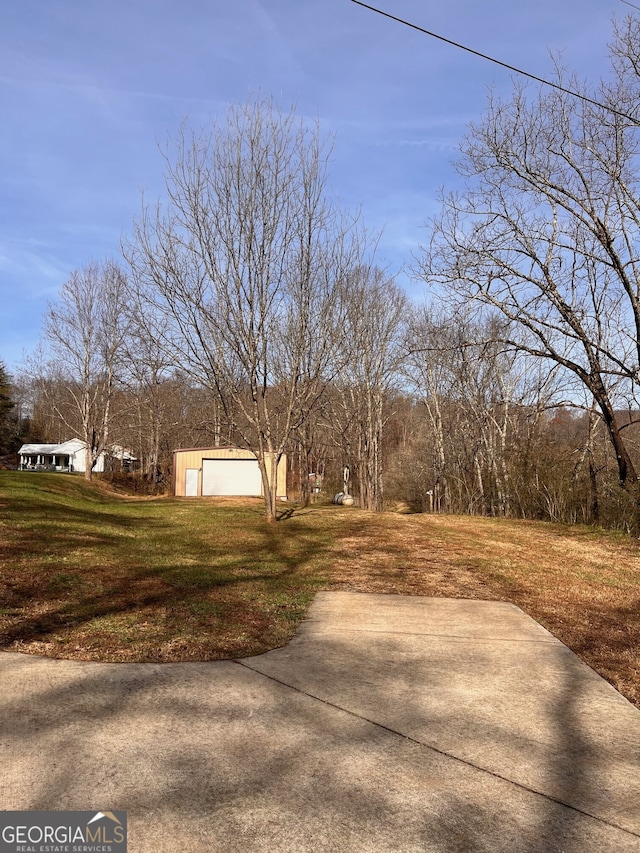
[173, 447, 287, 499]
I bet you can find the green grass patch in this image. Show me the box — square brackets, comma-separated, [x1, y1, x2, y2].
[1, 471, 640, 707]
[0, 472, 334, 662]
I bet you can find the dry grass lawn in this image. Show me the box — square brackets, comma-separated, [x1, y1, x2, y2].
[1, 472, 639, 707]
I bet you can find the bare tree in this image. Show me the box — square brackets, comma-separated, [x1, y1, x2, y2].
[419, 32, 640, 496]
[330, 268, 406, 511]
[404, 306, 458, 512]
[125, 100, 368, 521]
[35, 260, 130, 479]
[405, 306, 567, 516]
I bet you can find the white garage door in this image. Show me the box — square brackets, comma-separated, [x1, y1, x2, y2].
[201, 458, 262, 496]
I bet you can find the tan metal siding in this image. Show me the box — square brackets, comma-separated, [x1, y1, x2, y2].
[173, 447, 287, 498]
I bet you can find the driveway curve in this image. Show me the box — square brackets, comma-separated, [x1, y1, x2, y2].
[1, 592, 639, 852]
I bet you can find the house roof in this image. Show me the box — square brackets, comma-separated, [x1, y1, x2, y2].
[18, 443, 61, 455]
[55, 438, 86, 453]
[109, 444, 137, 461]
[19, 439, 86, 456]
[18, 440, 136, 460]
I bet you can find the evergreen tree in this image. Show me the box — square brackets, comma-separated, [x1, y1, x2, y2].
[0, 361, 16, 455]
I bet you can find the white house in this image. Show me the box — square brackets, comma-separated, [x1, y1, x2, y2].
[18, 440, 135, 474]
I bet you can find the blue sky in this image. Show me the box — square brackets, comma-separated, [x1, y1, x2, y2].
[0, 0, 624, 372]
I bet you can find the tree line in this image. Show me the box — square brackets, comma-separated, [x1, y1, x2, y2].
[5, 304, 637, 529]
[5, 15, 640, 527]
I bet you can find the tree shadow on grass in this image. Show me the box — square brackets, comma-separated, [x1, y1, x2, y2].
[0, 504, 342, 660]
[2, 608, 639, 851]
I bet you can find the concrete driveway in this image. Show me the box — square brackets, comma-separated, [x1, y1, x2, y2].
[1, 592, 639, 852]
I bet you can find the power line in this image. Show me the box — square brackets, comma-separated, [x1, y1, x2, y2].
[620, 0, 640, 12]
[349, 0, 639, 124]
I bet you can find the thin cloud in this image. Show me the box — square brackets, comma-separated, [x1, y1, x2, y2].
[375, 138, 460, 151]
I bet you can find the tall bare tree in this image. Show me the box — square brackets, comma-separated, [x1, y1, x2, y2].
[330, 268, 406, 511]
[419, 25, 640, 496]
[125, 100, 368, 521]
[407, 306, 565, 515]
[36, 260, 130, 479]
